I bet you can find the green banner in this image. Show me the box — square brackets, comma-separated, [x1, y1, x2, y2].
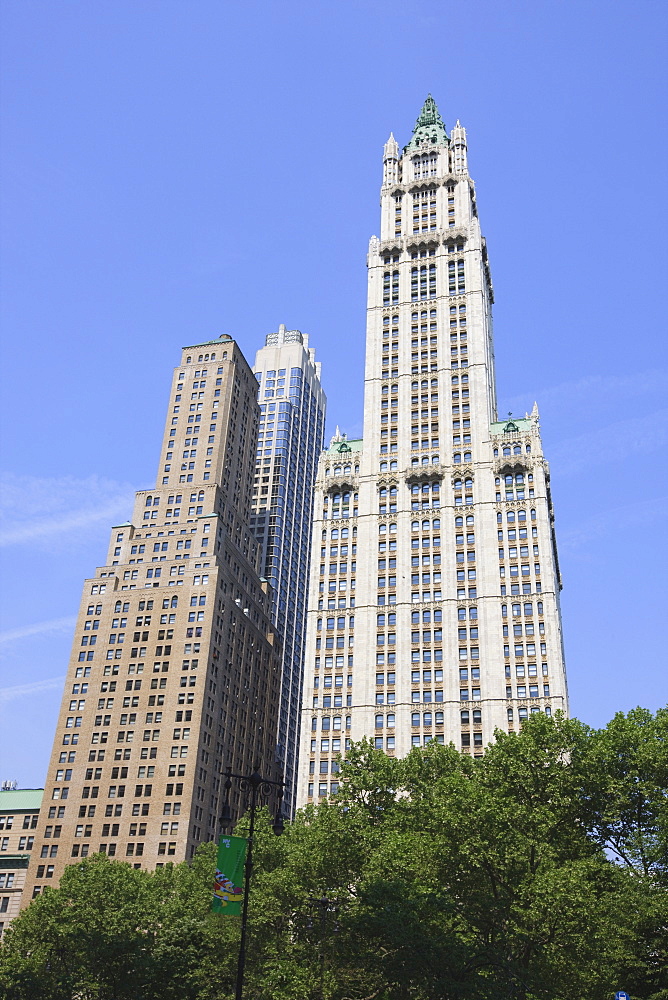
[212, 835, 247, 915]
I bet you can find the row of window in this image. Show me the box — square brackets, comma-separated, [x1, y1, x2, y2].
[317, 615, 355, 630]
[0, 814, 37, 831]
[323, 464, 359, 477]
[0, 835, 33, 851]
[507, 684, 550, 698]
[310, 717, 352, 731]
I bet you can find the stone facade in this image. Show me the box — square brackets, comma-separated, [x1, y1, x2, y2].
[297, 99, 568, 806]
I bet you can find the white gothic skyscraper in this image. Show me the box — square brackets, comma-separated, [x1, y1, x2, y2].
[297, 97, 568, 805]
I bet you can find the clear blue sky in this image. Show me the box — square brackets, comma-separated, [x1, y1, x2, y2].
[1, 0, 666, 787]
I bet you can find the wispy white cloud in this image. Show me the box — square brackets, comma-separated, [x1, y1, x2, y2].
[0, 617, 76, 645]
[558, 496, 667, 555]
[548, 409, 668, 476]
[0, 473, 135, 548]
[503, 369, 668, 416]
[0, 676, 65, 704]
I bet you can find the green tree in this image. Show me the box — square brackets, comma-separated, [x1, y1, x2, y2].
[0, 847, 239, 1000]
[585, 707, 668, 882]
[2, 710, 666, 1000]
[240, 712, 668, 999]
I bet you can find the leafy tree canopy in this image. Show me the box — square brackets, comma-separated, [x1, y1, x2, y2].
[1, 709, 666, 1000]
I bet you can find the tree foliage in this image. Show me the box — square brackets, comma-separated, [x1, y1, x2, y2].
[1, 709, 666, 999]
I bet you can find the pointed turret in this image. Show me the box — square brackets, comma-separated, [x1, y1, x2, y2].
[383, 132, 399, 159]
[404, 94, 449, 152]
[451, 119, 468, 174]
[383, 132, 399, 186]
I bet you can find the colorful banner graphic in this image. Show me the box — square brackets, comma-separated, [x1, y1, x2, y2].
[212, 835, 247, 915]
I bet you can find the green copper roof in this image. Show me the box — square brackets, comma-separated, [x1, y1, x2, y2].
[182, 335, 234, 350]
[404, 95, 449, 152]
[490, 418, 533, 435]
[0, 789, 43, 812]
[325, 438, 363, 456]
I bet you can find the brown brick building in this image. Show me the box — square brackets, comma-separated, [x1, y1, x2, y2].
[23, 336, 283, 901]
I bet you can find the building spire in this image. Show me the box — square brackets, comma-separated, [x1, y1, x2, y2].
[404, 94, 449, 152]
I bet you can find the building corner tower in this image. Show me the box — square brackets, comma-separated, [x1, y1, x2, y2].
[24, 336, 283, 901]
[297, 97, 568, 806]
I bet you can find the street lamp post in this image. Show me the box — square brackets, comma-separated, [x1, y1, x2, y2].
[307, 894, 342, 1000]
[220, 765, 285, 1000]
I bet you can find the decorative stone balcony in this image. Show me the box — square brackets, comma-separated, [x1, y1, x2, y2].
[493, 455, 532, 474]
